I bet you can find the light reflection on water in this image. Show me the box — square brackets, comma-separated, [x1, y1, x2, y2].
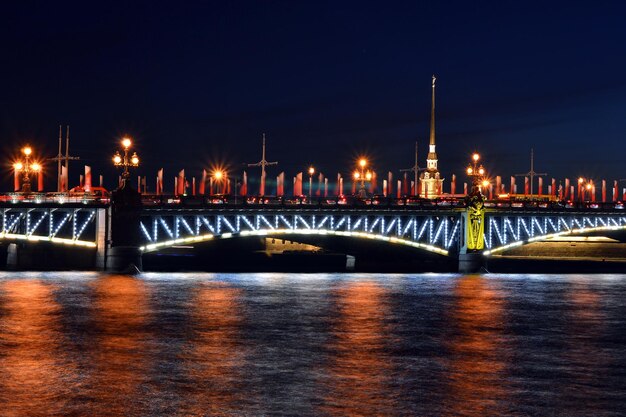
[444, 276, 509, 416]
[0, 272, 624, 416]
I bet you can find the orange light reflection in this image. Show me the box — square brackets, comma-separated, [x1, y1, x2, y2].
[87, 275, 152, 415]
[444, 276, 508, 416]
[180, 282, 246, 415]
[321, 281, 395, 416]
[0, 280, 77, 415]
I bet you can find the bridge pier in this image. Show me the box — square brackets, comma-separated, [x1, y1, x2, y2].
[95, 208, 109, 270]
[457, 252, 484, 273]
[457, 200, 487, 273]
[6, 243, 18, 270]
[106, 181, 143, 274]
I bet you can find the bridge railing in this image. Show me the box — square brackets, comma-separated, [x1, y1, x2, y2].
[0, 192, 109, 206]
[140, 194, 469, 209]
[139, 194, 626, 211]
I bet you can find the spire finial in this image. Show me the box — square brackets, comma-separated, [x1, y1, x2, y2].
[429, 75, 436, 146]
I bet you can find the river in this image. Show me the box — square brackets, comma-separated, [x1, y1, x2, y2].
[0, 272, 624, 416]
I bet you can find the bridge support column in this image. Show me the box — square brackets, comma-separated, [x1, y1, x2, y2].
[458, 252, 484, 273]
[6, 243, 18, 270]
[457, 194, 486, 273]
[95, 208, 109, 270]
[106, 181, 143, 274]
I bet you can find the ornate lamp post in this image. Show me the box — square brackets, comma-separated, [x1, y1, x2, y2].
[112, 137, 139, 187]
[213, 170, 224, 194]
[466, 153, 486, 196]
[353, 158, 372, 198]
[14, 145, 41, 193]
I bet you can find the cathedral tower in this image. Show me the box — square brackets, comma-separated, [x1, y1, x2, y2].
[420, 75, 444, 198]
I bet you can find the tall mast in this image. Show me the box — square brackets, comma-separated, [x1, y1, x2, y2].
[262, 134, 267, 181]
[246, 133, 278, 195]
[400, 141, 421, 196]
[48, 125, 79, 192]
[515, 148, 546, 195]
[57, 125, 62, 191]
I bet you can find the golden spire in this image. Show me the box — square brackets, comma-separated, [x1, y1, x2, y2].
[429, 75, 436, 146]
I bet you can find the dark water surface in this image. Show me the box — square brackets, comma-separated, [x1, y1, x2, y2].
[0, 272, 625, 416]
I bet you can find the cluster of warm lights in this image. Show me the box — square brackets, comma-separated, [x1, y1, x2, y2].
[578, 177, 593, 191]
[112, 137, 140, 172]
[13, 146, 41, 172]
[466, 153, 485, 176]
[353, 171, 373, 180]
[353, 158, 372, 181]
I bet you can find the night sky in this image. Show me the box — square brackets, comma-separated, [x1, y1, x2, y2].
[2, 1, 626, 192]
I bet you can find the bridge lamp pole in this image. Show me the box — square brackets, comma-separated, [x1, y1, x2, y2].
[308, 166, 315, 199]
[14, 146, 41, 193]
[213, 170, 224, 194]
[112, 137, 139, 187]
[354, 158, 370, 197]
[578, 177, 584, 202]
[466, 153, 486, 196]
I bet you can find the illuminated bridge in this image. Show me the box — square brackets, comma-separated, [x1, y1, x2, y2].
[1, 196, 626, 271]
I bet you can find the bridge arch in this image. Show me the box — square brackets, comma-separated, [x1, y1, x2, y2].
[483, 213, 626, 255]
[138, 211, 462, 256]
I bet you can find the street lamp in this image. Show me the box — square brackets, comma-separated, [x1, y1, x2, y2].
[308, 166, 315, 199]
[14, 145, 41, 193]
[112, 136, 139, 186]
[578, 177, 585, 202]
[213, 170, 224, 194]
[466, 152, 486, 196]
[355, 158, 371, 197]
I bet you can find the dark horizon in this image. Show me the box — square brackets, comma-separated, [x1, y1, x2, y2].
[2, 1, 626, 192]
